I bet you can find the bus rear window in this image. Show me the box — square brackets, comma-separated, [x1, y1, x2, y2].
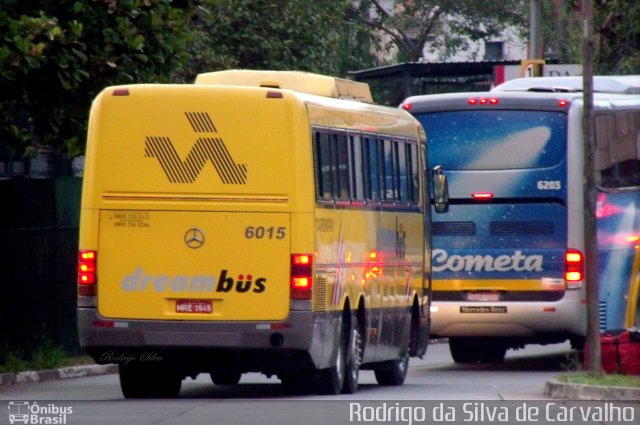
[416, 110, 567, 170]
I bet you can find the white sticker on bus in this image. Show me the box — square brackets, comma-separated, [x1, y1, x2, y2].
[432, 249, 543, 273]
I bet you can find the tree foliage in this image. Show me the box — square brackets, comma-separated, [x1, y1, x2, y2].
[0, 0, 200, 157]
[183, 0, 371, 80]
[0, 0, 376, 159]
[593, 0, 640, 74]
[350, 0, 529, 63]
[542, 0, 640, 74]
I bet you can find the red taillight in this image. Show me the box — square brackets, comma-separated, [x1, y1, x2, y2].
[471, 192, 494, 200]
[402, 103, 413, 111]
[78, 250, 97, 296]
[596, 193, 622, 218]
[565, 249, 584, 288]
[291, 253, 313, 300]
[468, 97, 499, 105]
[558, 99, 569, 107]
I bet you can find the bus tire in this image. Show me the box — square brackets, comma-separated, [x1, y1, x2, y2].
[210, 369, 242, 386]
[449, 338, 475, 363]
[281, 372, 313, 395]
[119, 363, 182, 399]
[449, 337, 506, 364]
[342, 324, 362, 394]
[373, 346, 410, 386]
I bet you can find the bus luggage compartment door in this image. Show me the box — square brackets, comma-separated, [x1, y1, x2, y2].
[96, 210, 290, 321]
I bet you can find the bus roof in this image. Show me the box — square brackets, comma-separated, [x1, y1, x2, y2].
[492, 76, 640, 94]
[195, 70, 374, 103]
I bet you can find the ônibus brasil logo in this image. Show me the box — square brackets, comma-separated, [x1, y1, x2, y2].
[145, 112, 247, 184]
[8, 401, 72, 424]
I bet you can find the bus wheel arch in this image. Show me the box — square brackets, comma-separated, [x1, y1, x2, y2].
[316, 298, 362, 394]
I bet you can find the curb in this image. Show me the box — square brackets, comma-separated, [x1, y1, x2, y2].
[544, 380, 640, 400]
[0, 364, 118, 386]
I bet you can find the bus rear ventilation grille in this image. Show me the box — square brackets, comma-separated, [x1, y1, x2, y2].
[490, 221, 553, 235]
[433, 221, 476, 236]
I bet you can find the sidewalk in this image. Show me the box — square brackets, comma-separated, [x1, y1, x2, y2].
[0, 364, 117, 386]
[544, 379, 640, 400]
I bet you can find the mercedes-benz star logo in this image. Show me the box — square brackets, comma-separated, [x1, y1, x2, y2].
[184, 227, 205, 249]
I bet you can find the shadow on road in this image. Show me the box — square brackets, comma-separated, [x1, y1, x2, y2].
[431, 348, 581, 373]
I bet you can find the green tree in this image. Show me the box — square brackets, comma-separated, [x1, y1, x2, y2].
[541, 0, 640, 73]
[350, 0, 529, 64]
[593, 0, 640, 74]
[181, 0, 370, 80]
[0, 0, 376, 161]
[0, 0, 203, 158]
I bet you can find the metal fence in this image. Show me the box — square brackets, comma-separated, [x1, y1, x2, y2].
[0, 178, 82, 359]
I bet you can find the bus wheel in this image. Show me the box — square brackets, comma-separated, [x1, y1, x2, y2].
[477, 345, 507, 363]
[374, 346, 410, 386]
[342, 325, 362, 394]
[281, 371, 314, 395]
[449, 338, 506, 364]
[119, 363, 182, 399]
[210, 369, 242, 386]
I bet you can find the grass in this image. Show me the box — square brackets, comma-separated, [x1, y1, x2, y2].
[558, 372, 640, 388]
[0, 342, 95, 374]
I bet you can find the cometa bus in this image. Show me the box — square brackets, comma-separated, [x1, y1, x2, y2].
[78, 70, 449, 397]
[402, 75, 640, 363]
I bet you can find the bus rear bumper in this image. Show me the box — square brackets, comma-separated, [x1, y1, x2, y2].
[429, 292, 587, 340]
[77, 308, 326, 372]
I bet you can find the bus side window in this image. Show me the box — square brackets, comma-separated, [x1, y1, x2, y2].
[383, 139, 398, 201]
[365, 137, 381, 201]
[315, 131, 335, 200]
[336, 132, 350, 200]
[397, 140, 410, 202]
[349, 133, 365, 201]
[597, 111, 640, 189]
[408, 143, 419, 204]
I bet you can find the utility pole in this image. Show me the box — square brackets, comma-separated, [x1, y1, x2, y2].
[581, 0, 603, 377]
[529, 0, 542, 59]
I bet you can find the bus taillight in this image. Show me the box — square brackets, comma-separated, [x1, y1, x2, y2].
[471, 192, 494, 200]
[78, 250, 97, 296]
[565, 249, 584, 288]
[596, 193, 622, 218]
[468, 97, 499, 106]
[291, 253, 313, 300]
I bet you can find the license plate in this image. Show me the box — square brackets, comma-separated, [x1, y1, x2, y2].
[176, 300, 212, 314]
[467, 292, 500, 302]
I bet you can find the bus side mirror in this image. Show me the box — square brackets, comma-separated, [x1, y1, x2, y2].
[432, 166, 449, 214]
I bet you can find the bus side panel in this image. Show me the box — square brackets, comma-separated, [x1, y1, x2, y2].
[597, 190, 640, 330]
[313, 207, 424, 364]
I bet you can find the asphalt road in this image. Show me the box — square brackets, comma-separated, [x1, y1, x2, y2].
[5, 342, 636, 425]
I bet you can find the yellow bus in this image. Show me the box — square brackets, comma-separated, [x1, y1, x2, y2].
[77, 70, 448, 398]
